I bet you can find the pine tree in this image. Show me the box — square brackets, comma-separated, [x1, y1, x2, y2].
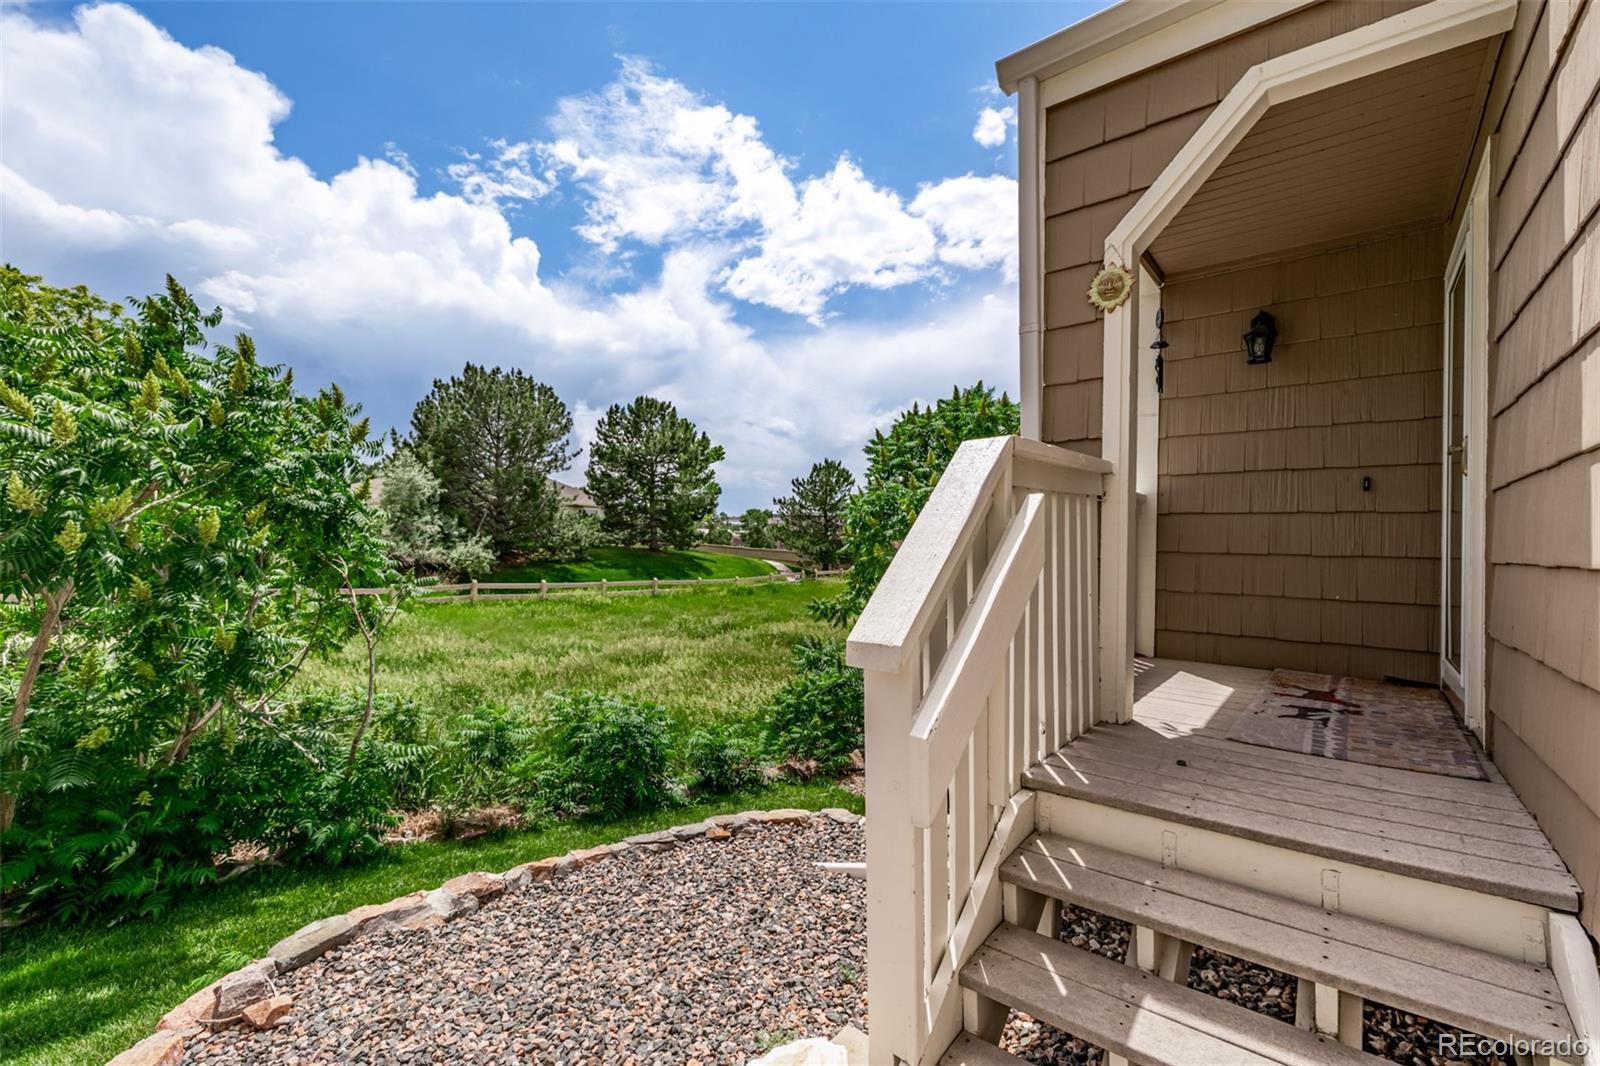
[585, 397, 725, 551]
[775, 459, 855, 569]
[407, 364, 577, 556]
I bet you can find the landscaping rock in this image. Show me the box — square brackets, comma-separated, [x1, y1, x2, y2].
[346, 892, 431, 934]
[706, 813, 751, 832]
[706, 825, 732, 840]
[568, 844, 610, 867]
[424, 887, 478, 920]
[213, 960, 277, 1019]
[623, 830, 677, 850]
[521, 857, 561, 882]
[669, 821, 709, 840]
[501, 865, 533, 892]
[185, 820, 867, 1065]
[847, 750, 866, 771]
[756, 808, 813, 825]
[441, 871, 505, 902]
[241, 993, 293, 1030]
[270, 913, 358, 971]
[106, 1030, 184, 1066]
[155, 981, 219, 1032]
[820, 808, 859, 824]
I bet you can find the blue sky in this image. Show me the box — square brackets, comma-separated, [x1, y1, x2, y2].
[2, 1, 1108, 510]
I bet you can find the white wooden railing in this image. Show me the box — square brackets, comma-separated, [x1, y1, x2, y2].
[847, 435, 1111, 1066]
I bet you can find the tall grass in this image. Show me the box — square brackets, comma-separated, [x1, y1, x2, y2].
[295, 579, 842, 735]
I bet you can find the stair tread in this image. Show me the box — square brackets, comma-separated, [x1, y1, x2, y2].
[1001, 832, 1575, 1046]
[940, 1033, 1029, 1066]
[963, 923, 1382, 1066]
[1022, 748, 1581, 912]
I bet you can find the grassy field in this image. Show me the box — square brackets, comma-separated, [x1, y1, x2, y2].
[297, 578, 840, 733]
[0, 781, 864, 1066]
[489, 546, 774, 584]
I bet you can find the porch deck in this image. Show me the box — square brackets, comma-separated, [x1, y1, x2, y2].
[1022, 658, 1582, 913]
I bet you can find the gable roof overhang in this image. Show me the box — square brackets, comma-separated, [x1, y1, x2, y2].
[995, 0, 1320, 101]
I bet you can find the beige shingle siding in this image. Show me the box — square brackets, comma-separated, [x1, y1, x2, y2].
[1038, 0, 1421, 455]
[1153, 232, 1446, 688]
[1483, 0, 1600, 932]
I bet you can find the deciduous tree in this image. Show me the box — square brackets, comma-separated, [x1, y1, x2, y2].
[0, 268, 397, 919]
[739, 507, 775, 549]
[813, 383, 1018, 624]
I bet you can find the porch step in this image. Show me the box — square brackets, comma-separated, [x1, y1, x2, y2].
[1000, 832, 1578, 1048]
[939, 1033, 1029, 1066]
[962, 923, 1381, 1065]
[1021, 730, 1582, 912]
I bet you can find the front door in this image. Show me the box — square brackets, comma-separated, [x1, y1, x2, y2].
[1441, 153, 1489, 740]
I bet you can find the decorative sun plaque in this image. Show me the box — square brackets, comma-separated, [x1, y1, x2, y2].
[1086, 262, 1135, 312]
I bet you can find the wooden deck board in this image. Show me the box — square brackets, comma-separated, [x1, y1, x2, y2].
[1023, 658, 1582, 914]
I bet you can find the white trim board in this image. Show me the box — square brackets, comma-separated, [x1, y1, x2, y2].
[995, 0, 1318, 100]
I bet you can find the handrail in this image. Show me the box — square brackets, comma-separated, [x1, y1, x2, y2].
[908, 491, 1045, 827]
[847, 436, 1013, 672]
[849, 433, 1109, 1066]
[847, 436, 1108, 672]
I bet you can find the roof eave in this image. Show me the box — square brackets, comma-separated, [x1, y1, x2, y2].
[995, 0, 1229, 94]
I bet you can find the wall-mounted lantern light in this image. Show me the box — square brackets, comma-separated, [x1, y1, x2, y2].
[1151, 307, 1168, 394]
[1243, 310, 1277, 365]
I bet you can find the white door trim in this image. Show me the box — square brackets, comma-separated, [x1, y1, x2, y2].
[1441, 147, 1491, 740]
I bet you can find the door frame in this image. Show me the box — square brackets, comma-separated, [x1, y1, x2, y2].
[1440, 147, 1490, 740]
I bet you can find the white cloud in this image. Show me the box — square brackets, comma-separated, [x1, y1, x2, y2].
[912, 174, 1017, 276]
[0, 3, 1019, 508]
[972, 105, 1015, 148]
[447, 139, 554, 207]
[722, 158, 939, 321]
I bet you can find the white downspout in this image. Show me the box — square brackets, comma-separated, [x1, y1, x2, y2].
[1017, 75, 1044, 440]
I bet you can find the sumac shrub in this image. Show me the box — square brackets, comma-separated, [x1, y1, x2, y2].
[764, 637, 864, 772]
[0, 269, 396, 923]
[518, 691, 673, 818]
[683, 723, 762, 795]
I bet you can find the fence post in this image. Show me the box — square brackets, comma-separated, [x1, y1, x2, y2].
[651, 577, 660, 597]
[470, 579, 479, 604]
[539, 579, 548, 600]
[601, 579, 608, 594]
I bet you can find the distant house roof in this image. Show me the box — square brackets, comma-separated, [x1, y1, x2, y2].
[552, 480, 601, 513]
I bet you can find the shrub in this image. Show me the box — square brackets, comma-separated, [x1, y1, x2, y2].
[764, 637, 864, 772]
[536, 507, 601, 562]
[442, 535, 497, 580]
[0, 269, 396, 923]
[443, 703, 538, 808]
[206, 721, 397, 868]
[683, 724, 763, 795]
[518, 691, 674, 818]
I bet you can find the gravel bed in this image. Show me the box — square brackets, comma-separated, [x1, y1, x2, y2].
[1000, 906, 1512, 1066]
[183, 820, 865, 1065]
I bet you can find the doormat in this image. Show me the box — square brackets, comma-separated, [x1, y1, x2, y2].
[1227, 669, 1486, 780]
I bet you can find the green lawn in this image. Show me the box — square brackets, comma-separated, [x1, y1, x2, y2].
[0, 782, 864, 1066]
[296, 579, 840, 733]
[489, 546, 774, 584]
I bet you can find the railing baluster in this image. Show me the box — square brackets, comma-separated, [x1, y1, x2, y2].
[848, 435, 1110, 1066]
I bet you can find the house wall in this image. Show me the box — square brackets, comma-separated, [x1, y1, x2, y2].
[1153, 232, 1446, 684]
[1039, 0, 1427, 455]
[1479, 0, 1599, 933]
